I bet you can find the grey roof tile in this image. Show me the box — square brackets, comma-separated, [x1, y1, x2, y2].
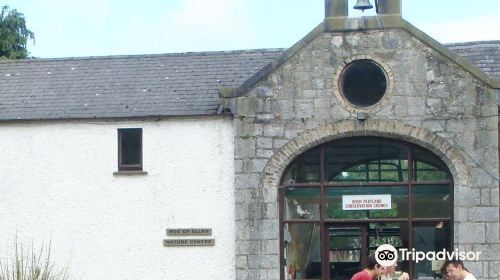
[446, 41, 500, 78]
[0, 49, 284, 120]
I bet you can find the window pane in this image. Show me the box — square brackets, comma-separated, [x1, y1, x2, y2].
[284, 223, 322, 280]
[413, 146, 450, 181]
[368, 223, 410, 280]
[412, 222, 451, 279]
[325, 186, 408, 219]
[326, 138, 408, 183]
[282, 148, 321, 184]
[120, 129, 141, 165]
[284, 188, 320, 220]
[412, 185, 451, 218]
[328, 226, 362, 279]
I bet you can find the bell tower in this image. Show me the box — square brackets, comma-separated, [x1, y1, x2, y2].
[325, 0, 401, 18]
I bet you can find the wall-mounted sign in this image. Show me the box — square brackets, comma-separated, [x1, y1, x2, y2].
[163, 239, 215, 247]
[342, 194, 391, 210]
[166, 228, 212, 236]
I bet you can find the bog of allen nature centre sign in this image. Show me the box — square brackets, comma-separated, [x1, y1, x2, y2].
[164, 228, 215, 247]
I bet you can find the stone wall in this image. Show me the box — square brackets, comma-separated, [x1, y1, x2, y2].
[233, 28, 499, 280]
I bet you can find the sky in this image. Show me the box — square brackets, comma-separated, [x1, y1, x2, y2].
[5, 0, 500, 58]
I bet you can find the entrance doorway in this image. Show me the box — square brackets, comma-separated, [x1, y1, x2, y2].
[280, 137, 453, 280]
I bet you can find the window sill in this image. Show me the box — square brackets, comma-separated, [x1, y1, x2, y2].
[113, 170, 148, 176]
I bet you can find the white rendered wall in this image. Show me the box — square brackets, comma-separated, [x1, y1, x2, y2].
[0, 117, 235, 280]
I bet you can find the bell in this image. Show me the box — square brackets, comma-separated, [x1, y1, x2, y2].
[353, 0, 374, 11]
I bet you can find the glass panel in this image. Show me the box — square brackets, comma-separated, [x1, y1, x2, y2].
[120, 128, 141, 165]
[284, 223, 322, 280]
[282, 147, 321, 184]
[412, 185, 451, 218]
[412, 222, 451, 279]
[325, 186, 408, 219]
[326, 138, 408, 183]
[368, 223, 409, 279]
[413, 146, 450, 181]
[284, 188, 320, 220]
[328, 226, 362, 280]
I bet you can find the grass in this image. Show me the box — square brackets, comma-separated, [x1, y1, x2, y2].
[0, 240, 71, 280]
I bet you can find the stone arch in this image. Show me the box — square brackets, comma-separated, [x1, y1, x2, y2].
[262, 119, 470, 190]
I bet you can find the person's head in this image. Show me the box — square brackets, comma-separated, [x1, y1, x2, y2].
[366, 255, 384, 277]
[440, 265, 450, 280]
[384, 262, 398, 275]
[443, 259, 467, 280]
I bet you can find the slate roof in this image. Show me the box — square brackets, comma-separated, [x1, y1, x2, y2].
[446, 41, 500, 78]
[0, 49, 283, 121]
[0, 41, 499, 121]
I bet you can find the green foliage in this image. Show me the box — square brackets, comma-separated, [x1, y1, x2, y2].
[0, 5, 34, 59]
[0, 241, 71, 280]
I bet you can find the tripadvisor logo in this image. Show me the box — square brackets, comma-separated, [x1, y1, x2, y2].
[375, 244, 398, 266]
[375, 244, 482, 264]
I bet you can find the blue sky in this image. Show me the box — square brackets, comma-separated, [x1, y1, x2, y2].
[6, 0, 500, 58]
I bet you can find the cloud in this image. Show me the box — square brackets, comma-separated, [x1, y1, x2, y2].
[418, 15, 500, 43]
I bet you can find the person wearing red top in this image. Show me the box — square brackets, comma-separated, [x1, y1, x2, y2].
[350, 255, 385, 280]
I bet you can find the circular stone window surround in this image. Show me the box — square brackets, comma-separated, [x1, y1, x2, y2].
[333, 54, 394, 113]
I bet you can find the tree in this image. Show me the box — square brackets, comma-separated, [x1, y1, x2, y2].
[0, 5, 34, 59]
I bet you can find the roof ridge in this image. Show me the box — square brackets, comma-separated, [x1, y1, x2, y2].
[445, 40, 500, 47]
[0, 48, 287, 64]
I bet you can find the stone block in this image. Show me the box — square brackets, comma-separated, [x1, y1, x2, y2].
[455, 187, 481, 207]
[489, 261, 499, 278]
[236, 190, 253, 203]
[250, 159, 269, 173]
[256, 113, 276, 122]
[252, 219, 279, 240]
[235, 159, 244, 173]
[474, 244, 500, 261]
[257, 149, 275, 158]
[486, 222, 499, 243]
[273, 139, 289, 149]
[303, 90, 316, 99]
[456, 223, 485, 243]
[262, 239, 279, 254]
[257, 138, 273, 149]
[236, 138, 256, 158]
[235, 174, 261, 189]
[248, 254, 279, 269]
[314, 98, 330, 109]
[285, 130, 299, 139]
[468, 207, 499, 222]
[256, 86, 274, 98]
[236, 255, 249, 269]
[464, 261, 483, 278]
[236, 240, 262, 255]
[266, 268, 280, 280]
[295, 101, 314, 119]
[248, 268, 268, 280]
[263, 124, 285, 137]
[236, 269, 249, 280]
[454, 207, 468, 222]
[261, 188, 278, 203]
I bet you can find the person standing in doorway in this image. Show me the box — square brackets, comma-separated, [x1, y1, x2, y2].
[350, 255, 385, 280]
[443, 259, 477, 280]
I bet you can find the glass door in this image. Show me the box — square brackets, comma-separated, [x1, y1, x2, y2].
[327, 224, 366, 280]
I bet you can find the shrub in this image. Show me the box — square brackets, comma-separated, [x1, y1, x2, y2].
[0, 241, 71, 280]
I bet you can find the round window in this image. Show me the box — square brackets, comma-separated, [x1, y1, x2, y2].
[340, 59, 387, 107]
